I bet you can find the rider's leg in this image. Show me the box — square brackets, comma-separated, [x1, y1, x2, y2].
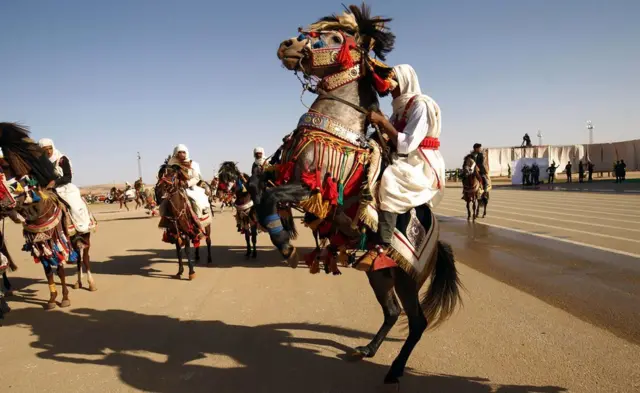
[355, 210, 397, 271]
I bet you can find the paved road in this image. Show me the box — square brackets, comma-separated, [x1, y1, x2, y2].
[436, 188, 640, 256]
[0, 203, 638, 392]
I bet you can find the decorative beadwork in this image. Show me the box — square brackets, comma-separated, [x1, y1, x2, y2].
[321, 64, 362, 91]
[297, 112, 363, 146]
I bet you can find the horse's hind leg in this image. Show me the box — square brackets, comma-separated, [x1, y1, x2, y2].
[472, 200, 477, 221]
[186, 240, 196, 280]
[174, 242, 184, 279]
[384, 269, 428, 385]
[244, 231, 252, 258]
[251, 225, 257, 259]
[72, 253, 84, 290]
[57, 265, 71, 308]
[206, 225, 212, 264]
[2, 272, 13, 296]
[353, 269, 401, 358]
[483, 197, 488, 218]
[43, 264, 58, 310]
[82, 237, 96, 291]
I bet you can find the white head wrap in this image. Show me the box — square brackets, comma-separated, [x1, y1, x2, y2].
[173, 144, 190, 160]
[38, 138, 63, 164]
[391, 64, 442, 139]
[253, 146, 265, 166]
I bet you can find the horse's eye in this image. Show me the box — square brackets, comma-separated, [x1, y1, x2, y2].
[332, 36, 342, 44]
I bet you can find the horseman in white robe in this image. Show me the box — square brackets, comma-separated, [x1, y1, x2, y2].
[359, 64, 445, 265]
[168, 144, 210, 218]
[38, 138, 96, 234]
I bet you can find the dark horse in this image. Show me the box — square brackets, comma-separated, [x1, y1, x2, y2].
[218, 161, 259, 258]
[0, 122, 97, 309]
[155, 161, 213, 279]
[248, 4, 462, 386]
[462, 154, 489, 220]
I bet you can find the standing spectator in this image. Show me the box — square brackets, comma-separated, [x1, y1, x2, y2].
[614, 161, 621, 183]
[547, 161, 557, 186]
[578, 161, 584, 183]
[587, 161, 595, 182]
[620, 160, 627, 182]
[565, 161, 573, 183]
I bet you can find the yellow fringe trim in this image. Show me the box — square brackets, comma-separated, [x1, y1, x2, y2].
[48, 283, 57, 293]
[299, 192, 330, 219]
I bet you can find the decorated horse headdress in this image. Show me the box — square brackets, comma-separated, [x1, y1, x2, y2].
[284, 3, 397, 96]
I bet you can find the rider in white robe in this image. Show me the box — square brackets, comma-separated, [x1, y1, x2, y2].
[38, 138, 95, 234]
[168, 144, 210, 217]
[359, 64, 445, 264]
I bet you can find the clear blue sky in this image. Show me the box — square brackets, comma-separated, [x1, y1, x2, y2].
[2, 0, 638, 186]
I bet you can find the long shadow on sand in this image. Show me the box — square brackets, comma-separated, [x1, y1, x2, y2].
[89, 245, 315, 279]
[4, 307, 566, 393]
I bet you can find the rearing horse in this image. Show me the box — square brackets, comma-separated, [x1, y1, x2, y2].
[249, 4, 462, 386]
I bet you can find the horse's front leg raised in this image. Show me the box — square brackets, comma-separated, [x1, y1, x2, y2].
[255, 183, 310, 267]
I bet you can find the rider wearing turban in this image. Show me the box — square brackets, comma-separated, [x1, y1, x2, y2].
[360, 64, 446, 267]
[252, 147, 265, 173]
[38, 138, 95, 233]
[168, 144, 211, 219]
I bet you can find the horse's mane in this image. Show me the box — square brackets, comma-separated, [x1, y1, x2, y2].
[312, 3, 395, 60]
[217, 161, 241, 184]
[0, 122, 58, 186]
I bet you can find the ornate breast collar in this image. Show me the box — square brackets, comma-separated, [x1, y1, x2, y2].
[297, 111, 363, 146]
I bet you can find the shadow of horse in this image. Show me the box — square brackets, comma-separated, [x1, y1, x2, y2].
[84, 246, 318, 280]
[3, 307, 566, 393]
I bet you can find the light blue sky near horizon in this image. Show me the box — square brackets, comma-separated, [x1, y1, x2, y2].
[2, 0, 639, 186]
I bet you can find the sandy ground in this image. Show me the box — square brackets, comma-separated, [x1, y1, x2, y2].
[1, 195, 639, 393]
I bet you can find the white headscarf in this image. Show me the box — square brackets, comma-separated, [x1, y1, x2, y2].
[253, 146, 265, 166]
[173, 144, 190, 161]
[38, 138, 63, 164]
[391, 64, 442, 139]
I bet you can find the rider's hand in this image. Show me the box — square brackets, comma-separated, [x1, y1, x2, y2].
[46, 180, 56, 189]
[367, 111, 386, 127]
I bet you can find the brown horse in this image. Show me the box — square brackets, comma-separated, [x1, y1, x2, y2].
[155, 163, 212, 279]
[462, 154, 489, 220]
[0, 123, 97, 310]
[249, 4, 462, 386]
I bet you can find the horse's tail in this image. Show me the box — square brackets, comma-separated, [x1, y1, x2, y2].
[420, 241, 463, 330]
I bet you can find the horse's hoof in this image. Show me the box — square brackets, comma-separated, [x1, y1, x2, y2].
[188, 273, 196, 281]
[72, 282, 82, 290]
[4, 290, 15, 297]
[44, 302, 56, 310]
[352, 346, 375, 358]
[207, 259, 213, 265]
[286, 247, 299, 269]
[60, 299, 71, 308]
[252, 251, 257, 259]
[173, 274, 182, 280]
[89, 284, 98, 292]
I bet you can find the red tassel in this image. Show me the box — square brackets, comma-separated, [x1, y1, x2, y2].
[276, 162, 295, 185]
[372, 72, 391, 93]
[301, 169, 320, 189]
[322, 176, 339, 206]
[337, 34, 354, 69]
